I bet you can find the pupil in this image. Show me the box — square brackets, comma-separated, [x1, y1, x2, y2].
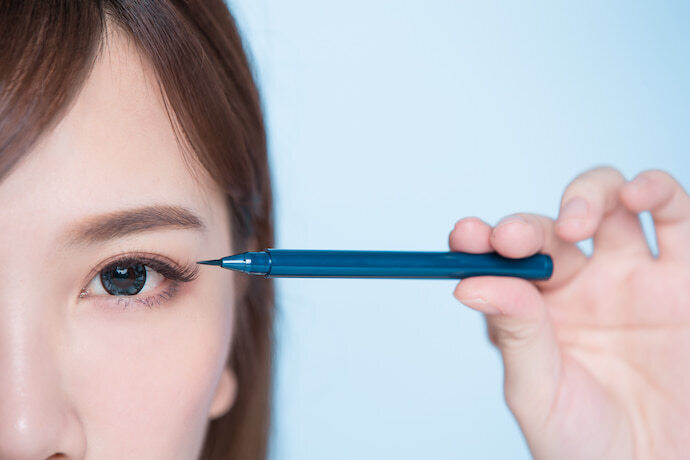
[100, 263, 147, 295]
[112, 267, 133, 288]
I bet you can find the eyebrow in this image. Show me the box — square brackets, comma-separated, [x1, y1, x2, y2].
[63, 205, 206, 246]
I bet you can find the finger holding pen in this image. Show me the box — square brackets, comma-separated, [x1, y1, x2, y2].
[448, 215, 567, 432]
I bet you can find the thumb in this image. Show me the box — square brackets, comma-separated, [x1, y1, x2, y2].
[454, 276, 562, 424]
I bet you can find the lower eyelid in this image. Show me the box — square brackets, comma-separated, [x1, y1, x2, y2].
[127, 283, 178, 307]
[85, 281, 181, 310]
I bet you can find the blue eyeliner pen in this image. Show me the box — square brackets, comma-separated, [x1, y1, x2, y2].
[197, 249, 553, 280]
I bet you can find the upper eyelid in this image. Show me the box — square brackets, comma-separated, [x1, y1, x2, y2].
[110, 256, 199, 282]
[101, 255, 172, 274]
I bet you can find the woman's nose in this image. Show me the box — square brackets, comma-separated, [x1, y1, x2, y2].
[0, 299, 86, 459]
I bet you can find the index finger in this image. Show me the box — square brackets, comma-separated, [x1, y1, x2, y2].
[490, 213, 588, 291]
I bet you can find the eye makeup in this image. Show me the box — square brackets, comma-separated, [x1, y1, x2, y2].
[79, 252, 200, 310]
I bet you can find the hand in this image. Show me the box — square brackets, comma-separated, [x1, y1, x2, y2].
[448, 166, 690, 459]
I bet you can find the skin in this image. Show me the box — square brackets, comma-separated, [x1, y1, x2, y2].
[0, 16, 687, 460]
[0, 31, 237, 457]
[450, 166, 690, 459]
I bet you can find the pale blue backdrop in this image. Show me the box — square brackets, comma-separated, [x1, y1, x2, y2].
[225, 1, 689, 458]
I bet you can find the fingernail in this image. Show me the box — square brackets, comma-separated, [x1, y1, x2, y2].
[456, 296, 502, 315]
[559, 197, 588, 220]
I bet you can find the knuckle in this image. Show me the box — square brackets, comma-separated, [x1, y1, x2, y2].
[530, 214, 551, 232]
[589, 167, 626, 187]
[642, 169, 679, 187]
[593, 165, 625, 179]
[561, 167, 628, 212]
[571, 166, 626, 190]
[636, 170, 690, 208]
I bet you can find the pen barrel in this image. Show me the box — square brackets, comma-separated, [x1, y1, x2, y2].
[262, 250, 553, 280]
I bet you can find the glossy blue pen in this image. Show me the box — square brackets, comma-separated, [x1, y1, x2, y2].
[197, 249, 553, 280]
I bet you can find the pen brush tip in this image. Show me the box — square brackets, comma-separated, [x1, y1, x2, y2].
[197, 259, 222, 266]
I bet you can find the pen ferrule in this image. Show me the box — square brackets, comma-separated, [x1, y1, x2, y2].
[220, 251, 270, 274]
[245, 251, 271, 274]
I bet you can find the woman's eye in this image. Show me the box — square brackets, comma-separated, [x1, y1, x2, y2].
[86, 262, 165, 296]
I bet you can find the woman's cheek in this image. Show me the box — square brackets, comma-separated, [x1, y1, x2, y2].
[65, 278, 234, 456]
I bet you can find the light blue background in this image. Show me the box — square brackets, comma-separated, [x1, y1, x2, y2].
[226, 1, 689, 458]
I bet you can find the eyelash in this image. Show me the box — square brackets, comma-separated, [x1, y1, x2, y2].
[80, 253, 199, 310]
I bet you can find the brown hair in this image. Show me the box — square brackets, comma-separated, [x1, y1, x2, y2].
[0, 1, 274, 459]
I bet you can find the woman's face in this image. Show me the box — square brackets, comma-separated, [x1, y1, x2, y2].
[0, 31, 237, 458]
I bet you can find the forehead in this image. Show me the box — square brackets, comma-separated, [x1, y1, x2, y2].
[0, 29, 224, 241]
